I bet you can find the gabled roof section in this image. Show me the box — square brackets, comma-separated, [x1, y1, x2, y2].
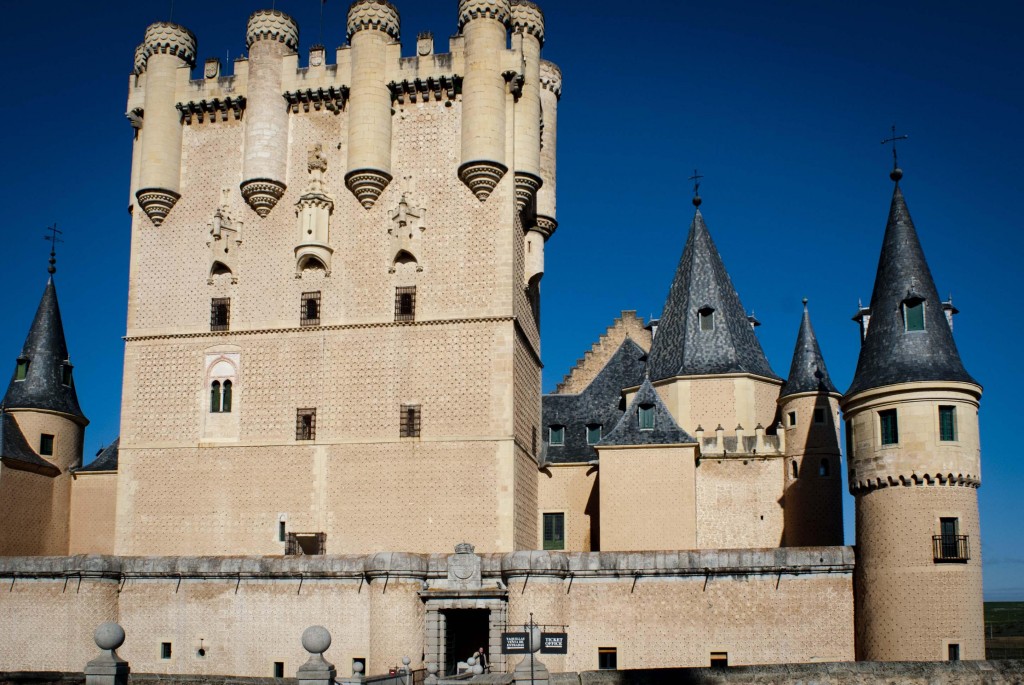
[599, 376, 696, 447]
[847, 183, 976, 397]
[2, 278, 87, 424]
[77, 438, 119, 473]
[780, 301, 838, 398]
[555, 311, 651, 394]
[0, 411, 60, 477]
[542, 338, 647, 463]
[647, 209, 780, 382]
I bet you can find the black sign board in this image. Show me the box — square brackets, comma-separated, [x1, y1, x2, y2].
[501, 632, 530, 654]
[541, 633, 568, 654]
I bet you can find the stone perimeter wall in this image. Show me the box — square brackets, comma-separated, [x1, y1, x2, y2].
[0, 549, 854, 677]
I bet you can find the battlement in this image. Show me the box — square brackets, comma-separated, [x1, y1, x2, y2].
[458, 0, 512, 29]
[348, 0, 402, 41]
[540, 59, 561, 98]
[694, 424, 783, 458]
[140, 22, 197, 69]
[246, 9, 300, 52]
[510, 0, 545, 45]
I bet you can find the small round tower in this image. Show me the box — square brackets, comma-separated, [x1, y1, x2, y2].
[240, 10, 299, 217]
[843, 170, 983, 661]
[535, 59, 561, 238]
[510, 0, 544, 213]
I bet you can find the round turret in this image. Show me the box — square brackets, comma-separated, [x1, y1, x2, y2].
[133, 44, 147, 75]
[141, 21, 197, 69]
[539, 60, 561, 99]
[510, 0, 544, 45]
[347, 0, 401, 42]
[246, 9, 300, 52]
[458, 0, 511, 30]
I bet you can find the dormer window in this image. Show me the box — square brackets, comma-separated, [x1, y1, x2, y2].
[903, 298, 925, 332]
[15, 357, 29, 381]
[698, 306, 715, 332]
[61, 361, 73, 387]
[549, 426, 564, 446]
[638, 404, 655, 430]
[586, 424, 602, 445]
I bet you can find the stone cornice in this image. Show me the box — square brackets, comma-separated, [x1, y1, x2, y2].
[389, 76, 462, 104]
[285, 87, 349, 114]
[850, 472, 981, 495]
[458, 0, 512, 30]
[246, 10, 300, 52]
[177, 97, 246, 124]
[347, 0, 401, 42]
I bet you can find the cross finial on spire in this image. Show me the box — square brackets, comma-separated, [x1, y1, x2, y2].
[43, 224, 63, 275]
[689, 169, 703, 207]
[881, 124, 908, 182]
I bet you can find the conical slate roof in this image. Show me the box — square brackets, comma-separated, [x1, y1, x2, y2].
[780, 301, 838, 398]
[76, 438, 119, 473]
[846, 183, 976, 397]
[647, 209, 780, 382]
[599, 376, 695, 447]
[2, 278, 87, 423]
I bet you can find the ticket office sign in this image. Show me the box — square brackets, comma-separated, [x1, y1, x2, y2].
[541, 633, 568, 654]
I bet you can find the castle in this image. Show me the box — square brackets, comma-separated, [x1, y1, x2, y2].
[0, 0, 983, 677]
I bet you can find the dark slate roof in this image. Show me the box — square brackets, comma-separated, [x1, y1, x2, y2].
[847, 184, 977, 397]
[599, 376, 696, 446]
[77, 438, 119, 472]
[780, 302, 838, 398]
[647, 209, 780, 382]
[2, 278, 87, 423]
[542, 338, 647, 463]
[0, 411, 59, 477]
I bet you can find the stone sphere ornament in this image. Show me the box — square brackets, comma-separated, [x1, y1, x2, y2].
[353, 661, 365, 675]
[301, 625, 332, 655]
[94, 622, 126, 651]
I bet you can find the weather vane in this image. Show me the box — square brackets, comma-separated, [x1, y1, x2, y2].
[44, 223, 63, 275]
[881, 125, 908, 180]
[689, 169, 703, 207]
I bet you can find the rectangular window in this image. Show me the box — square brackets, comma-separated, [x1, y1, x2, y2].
[788, 410, 797, 427]
[710, 652, 728, 668]
[939, 406, 957, 441]
[549, 426, 564, 446]
[15, 359, 28, 381]
[879, 409, 898, 445]
[813, 407, 826, 424]
[286, 532, 326, 555]
[598, 648, 617, 670]
[905, 301, 925, 331]
[61, 363, 73, 386]
[395, 286, 416, 322]
[39, 434, 54, 456]
[211, 297, 231, 332]
[296, 408, 316, 441]
[278, 520, 287, 542]
[638, 405, 655, 430]
[586, 424, 602, 445]
[934, 517, 969, 562]
[400, 404, 421, 438]
[273, 662, 285, 678]
[543, 513, 565, 550]
[699, 308, 714, 332]
[947, 644, 960, 661]
[161, 643, 172, 660]
[845, 419, 853, 458]
[300, 291, 321, 327]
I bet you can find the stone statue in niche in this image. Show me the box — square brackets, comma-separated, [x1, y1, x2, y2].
[388, 192, 426, 273]
[207, 188, 242, 284]
[294, 143, 335, 277]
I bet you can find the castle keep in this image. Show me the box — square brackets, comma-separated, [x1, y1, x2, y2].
[0, 0, 984, 676]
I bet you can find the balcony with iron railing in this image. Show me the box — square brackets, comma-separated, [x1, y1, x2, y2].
[933, 535, 970, 563]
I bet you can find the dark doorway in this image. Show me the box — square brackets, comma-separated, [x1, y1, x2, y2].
[443, 609, 489, 675]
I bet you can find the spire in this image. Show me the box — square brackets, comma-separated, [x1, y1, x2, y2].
[647, 208, 780, 382]
[846, 183, 976, 397]
[780, 299, 838, 398]
[599, 376, 695, 447]
[2, 279, 88, 424]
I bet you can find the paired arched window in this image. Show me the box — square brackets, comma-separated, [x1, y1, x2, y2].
[210, 380, 232, 413]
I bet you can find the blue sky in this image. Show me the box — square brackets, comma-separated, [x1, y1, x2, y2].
[0, 1, 1021, 599]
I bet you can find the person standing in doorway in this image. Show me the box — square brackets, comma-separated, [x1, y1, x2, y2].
[477, 648, 488, 672]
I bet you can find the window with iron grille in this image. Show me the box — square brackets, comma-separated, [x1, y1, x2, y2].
[543, 512, 564, 550]
[395, 286, 416, 322]
[879, 409, 898, 445]
[301, 291, 321, 327]
[400, 404, 421, 437]
[939, 405, 957, 441]
[211, 298, 231, 331]
[296, 408, 316, 441]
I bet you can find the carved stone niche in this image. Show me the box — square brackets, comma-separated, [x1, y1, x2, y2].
[208, 189, 243, 284]
[447, 542, 482, 591]
[295, 144, 335, 277]
[388, 193, 425, 273]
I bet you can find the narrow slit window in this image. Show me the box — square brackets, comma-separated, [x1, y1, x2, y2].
[61, 362, 73, 387]
[879, 409, 899, 445]
[222, 380, 232, 413]
[400, 404, 421, 438]
[788, 411, 797, 427]
[543, 512, 565, 550]
[301, 291, 321, 327]
[791, 460, 799, 479]
[904, 299, 925, 332]
[15, 358, 28, 381]
[296, 408, 316, 441]
[939, 406, 957, 441]
[211, 297, 231, 331]
[818, 458, 830, 477]
[278, 520, 286, 542]
[549, 426, 564, 446]
[586, 424, 602, 445]
[395, 286, 416, 322]
[638, 405, 655, 430]
[39, 434, 54, 457]
[210, 381, 222, 413]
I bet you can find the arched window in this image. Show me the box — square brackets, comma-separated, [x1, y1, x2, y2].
[698, 306, 715, 332]
[210, 381, 222, 413]
[818, 458, 830, 477]
[222, 380, 233, 413]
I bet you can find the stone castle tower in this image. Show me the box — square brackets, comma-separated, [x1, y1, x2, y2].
[843, 168, 983, 661]
[0, 266, 88, 555]
[119, 0, 558, 555]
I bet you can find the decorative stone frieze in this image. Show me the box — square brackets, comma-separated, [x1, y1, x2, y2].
[388, 76, 461, 104]
[141, 22, 197, 69]
[514, 172, 542, 213]
[136, 188, 181, 226]
[246, 9, 299, 52]
[345, 169, 392, 210]
[458, 161, 508, 202]
[347, 0, 401, 42]
[510, 0, 545, 45]
[177, 96, 246, 124]
[534, 215, 558, 240]
[240, 178, 287, 218]
[284, 87, 349, 114]
[458, 0, 512, 29]
[540, 60, 562, 99]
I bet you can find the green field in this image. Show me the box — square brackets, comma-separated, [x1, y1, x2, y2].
[985, 602, 1024, 659]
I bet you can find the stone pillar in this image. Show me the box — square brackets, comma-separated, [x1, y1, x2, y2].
[297, 626, 337, 685]
[240, 10, 299, 217]
[458, 0, 511, 201]
[510, 1, 544, 214]
[84, 623, 129, 685]
[136, 22, 196, 226]
[345, 0, 400, 209]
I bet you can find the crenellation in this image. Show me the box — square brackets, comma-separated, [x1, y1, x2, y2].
[139, 22, 197, 69]
[246, 9, 300, 52]
[347, 0, 401, 42]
